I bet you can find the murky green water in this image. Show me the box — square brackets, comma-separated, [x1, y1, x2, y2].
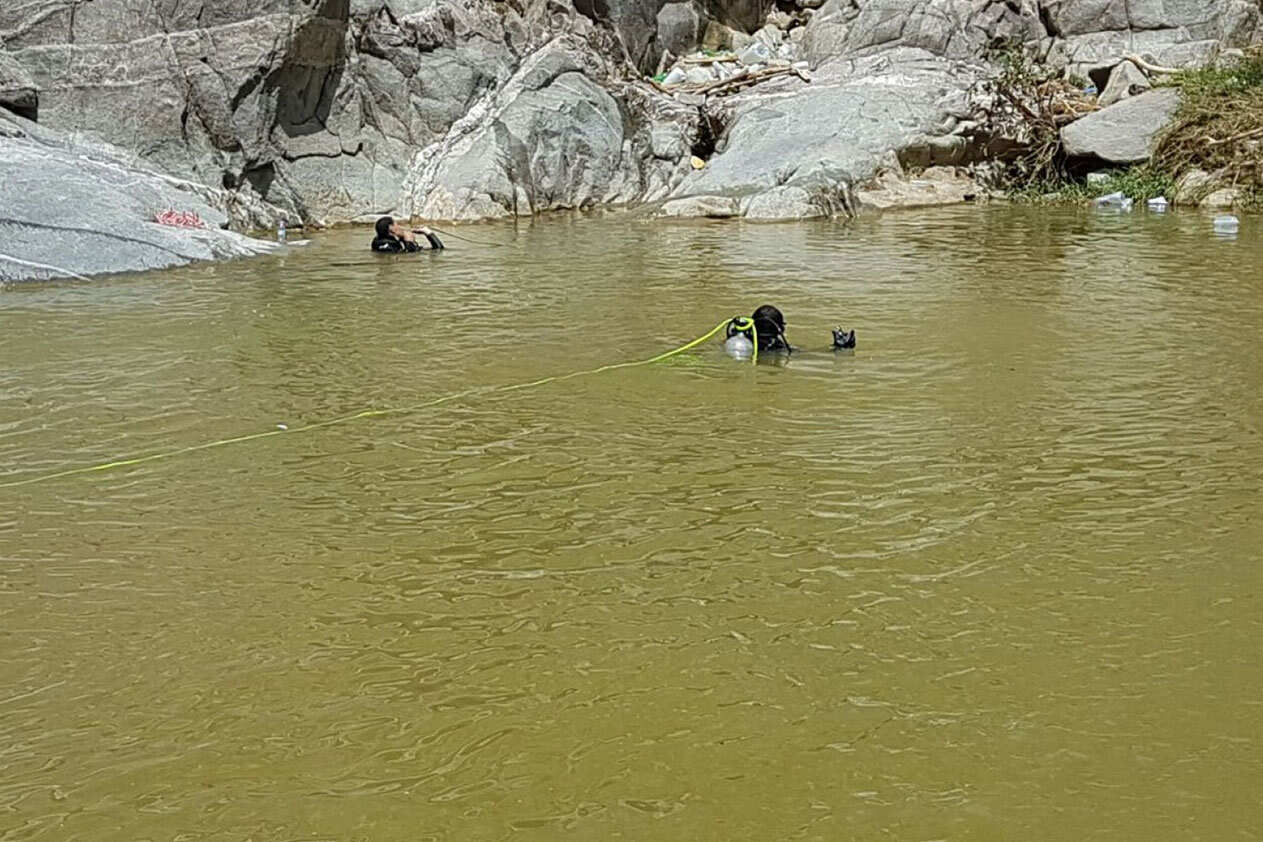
[2, 206, 1261, 841]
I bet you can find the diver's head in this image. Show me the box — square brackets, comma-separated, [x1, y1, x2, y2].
[724, 305, 789, 353]
[375, 216, 394, 238]
[752, 304, 785, 334]
[751, 304, 789, 351]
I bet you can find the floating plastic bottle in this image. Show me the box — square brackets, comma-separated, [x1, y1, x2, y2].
[1147, 196, 1169, 212]
[1213, 214, 1240, 234]
[1095, 191, 1132, 210]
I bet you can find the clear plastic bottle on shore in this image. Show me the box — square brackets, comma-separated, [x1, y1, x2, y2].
[277, 219, 287, 244]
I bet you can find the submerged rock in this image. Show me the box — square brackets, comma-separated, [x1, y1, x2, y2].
[853, 166, 980, 212]
[743, 186, 826, 220]
[1174, 169, 1218, 204]
[659, 195, 741, 217]
[1201, 188, 1240, 208]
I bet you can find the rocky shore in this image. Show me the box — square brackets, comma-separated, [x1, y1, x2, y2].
[1, 0, 1260, 281]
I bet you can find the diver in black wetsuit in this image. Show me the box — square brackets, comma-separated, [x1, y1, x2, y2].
[371, 216, 444, 252]
[723, 304, 857, 357]
[725, 304, 793, 353]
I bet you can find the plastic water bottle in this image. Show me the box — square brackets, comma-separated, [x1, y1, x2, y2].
[1213, 214, 1239, 234]
[1095, 192, 1133, 212]
[277, 219, 287, 244]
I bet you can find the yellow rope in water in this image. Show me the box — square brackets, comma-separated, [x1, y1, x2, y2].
[0, 318, 743, 490]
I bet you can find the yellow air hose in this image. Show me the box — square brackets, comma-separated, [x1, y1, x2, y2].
[1, 317, 759, 489]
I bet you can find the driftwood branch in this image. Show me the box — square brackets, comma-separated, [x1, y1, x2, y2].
[686, 65, 810, 97]
[680, 52, 739, 65]
[1206, 125, 1263, 146]
[1123, 52, 1181, 77]
[639, 63, 811, 101]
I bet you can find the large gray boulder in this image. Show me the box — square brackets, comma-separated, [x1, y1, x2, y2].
[1060, 87, 1181, 163]
[399, 41, 698, 218]
[657, 1, 710, 58]
[0, 111, 283, 283]
[3, 1, 356, 220]
[667, 50, 975, 218]
[0, 0, 597, 223]
[1043, 0, 1260, 41]
[1045, 0, 1261, 79]
[574, 0, 668, 72]
[839, 0, 1044, 60]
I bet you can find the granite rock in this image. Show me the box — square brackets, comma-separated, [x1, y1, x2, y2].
[1060, 88, 1181, 163]
[0, 110, 283, 282]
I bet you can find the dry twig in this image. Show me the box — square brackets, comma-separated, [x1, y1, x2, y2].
[1122, 53, 1180, 77]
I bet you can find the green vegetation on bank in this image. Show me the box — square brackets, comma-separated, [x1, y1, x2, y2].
[1005, 166, 1176, 204]
[985, 45, 1263, 209]
[1151, 48, 1263, 209]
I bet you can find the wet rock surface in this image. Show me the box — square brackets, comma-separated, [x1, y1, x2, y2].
[0, 110, 283, 283]
[854, 165, 980, 211]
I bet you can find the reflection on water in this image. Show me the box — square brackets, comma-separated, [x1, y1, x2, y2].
[2, 206, 1261, 841]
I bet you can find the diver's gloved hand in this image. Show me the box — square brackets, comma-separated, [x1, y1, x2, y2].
[412, 227, 445, 250]
[831, 328, 856, 350]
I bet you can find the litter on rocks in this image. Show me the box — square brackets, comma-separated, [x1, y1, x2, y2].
[649, 46, 810, 98]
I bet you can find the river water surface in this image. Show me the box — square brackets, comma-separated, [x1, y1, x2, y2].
[2, 206, 1261, 841]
